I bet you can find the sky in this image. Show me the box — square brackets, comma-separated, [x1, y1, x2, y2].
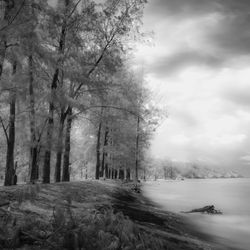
[134, 0, 250, 175]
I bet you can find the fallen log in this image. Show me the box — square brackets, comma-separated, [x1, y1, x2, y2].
[181, 205, 222, 214]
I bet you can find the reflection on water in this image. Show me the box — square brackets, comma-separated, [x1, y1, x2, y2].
[143, 178, 250, 250]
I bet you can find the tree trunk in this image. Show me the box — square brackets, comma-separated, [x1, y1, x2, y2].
[4, 98, 16, 186]
[163, 167, 167, 180]
[54, 111, 66, 182]
[126, 168, 131, 180]
[135, 116, 140, 181]
[101, 152, 105, 177]
[42, 2, 68, 183]
[62, 107, 72, 182]
[0, 40, 6, 79]
[101, 126, 109, 177]
[119, 169, 124, 180]
[143, 166, 146, 181]
[104, 163, 108, 179]
[4, 62, 16, 186]
[95, 120, 102, 179]
[42, 101, 54, 183]
[28, 55, 39, 183]
[85, 167, 88, 180]
[30, 146, 38, 182]
[0, 0, 15, 79]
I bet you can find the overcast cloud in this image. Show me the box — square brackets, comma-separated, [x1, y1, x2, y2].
[135, 0, 250, 175]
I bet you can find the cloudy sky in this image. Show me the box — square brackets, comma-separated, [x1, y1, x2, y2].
[134, 0, 250, 175]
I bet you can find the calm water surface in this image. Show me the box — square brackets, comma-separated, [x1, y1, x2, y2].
[143, 178, 250, 250]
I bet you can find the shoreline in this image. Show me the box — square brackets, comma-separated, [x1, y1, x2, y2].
[0, 180, 226, 249]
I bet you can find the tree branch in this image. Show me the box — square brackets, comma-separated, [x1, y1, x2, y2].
[74, 0, 136, 96]
[0, 0, 26, 32]
[67, 0, 81, 20]
[73, 105, 144, 121]
[0, 116, 9, 143]
[37, 118, 48, 144]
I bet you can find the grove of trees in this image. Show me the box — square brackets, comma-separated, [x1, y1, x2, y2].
[0, 0, 160, 186]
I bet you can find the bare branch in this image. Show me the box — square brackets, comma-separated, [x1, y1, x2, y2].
[67, 0, 81, 20]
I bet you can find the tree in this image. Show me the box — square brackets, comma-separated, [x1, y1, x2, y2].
[0, 0, 15, 79]
[0, 0, 151, 185]
[42, 0, 71, 183]
[3, 61, 16, 186]
[0, 0, 28, 186]
[60, 0, 148, 182]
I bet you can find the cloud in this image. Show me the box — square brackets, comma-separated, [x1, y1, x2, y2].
[148, 65, 250, 174]
[147, 0, 250, 20]
[205, 13, 250, 57]
[240, 155, 250, 167]
[218, 70, 250, 110]
[139, 0, 250, 175]
[146, 0, 220, 20]
[149, 50, 223, 77]
[173, 109, 198, 129]
[141, 0, 250, 78]
[224, 87, 250, 109]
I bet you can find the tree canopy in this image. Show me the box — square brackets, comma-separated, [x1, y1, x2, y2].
[0, 0, 163, 186]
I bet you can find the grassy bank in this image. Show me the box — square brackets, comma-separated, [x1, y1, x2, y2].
[0, 180, 217, 250]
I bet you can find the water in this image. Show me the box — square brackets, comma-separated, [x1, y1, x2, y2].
[143, 178, 250, 250]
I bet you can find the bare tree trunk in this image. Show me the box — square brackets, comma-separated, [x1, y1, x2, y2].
[28, 55, 39, 183]
[95, 120, 102, 179]
[135, 116, 140, 182]
[62, 107, 72, 182]
[4, 62, 16, 186]
[54, 110, 66, 182]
